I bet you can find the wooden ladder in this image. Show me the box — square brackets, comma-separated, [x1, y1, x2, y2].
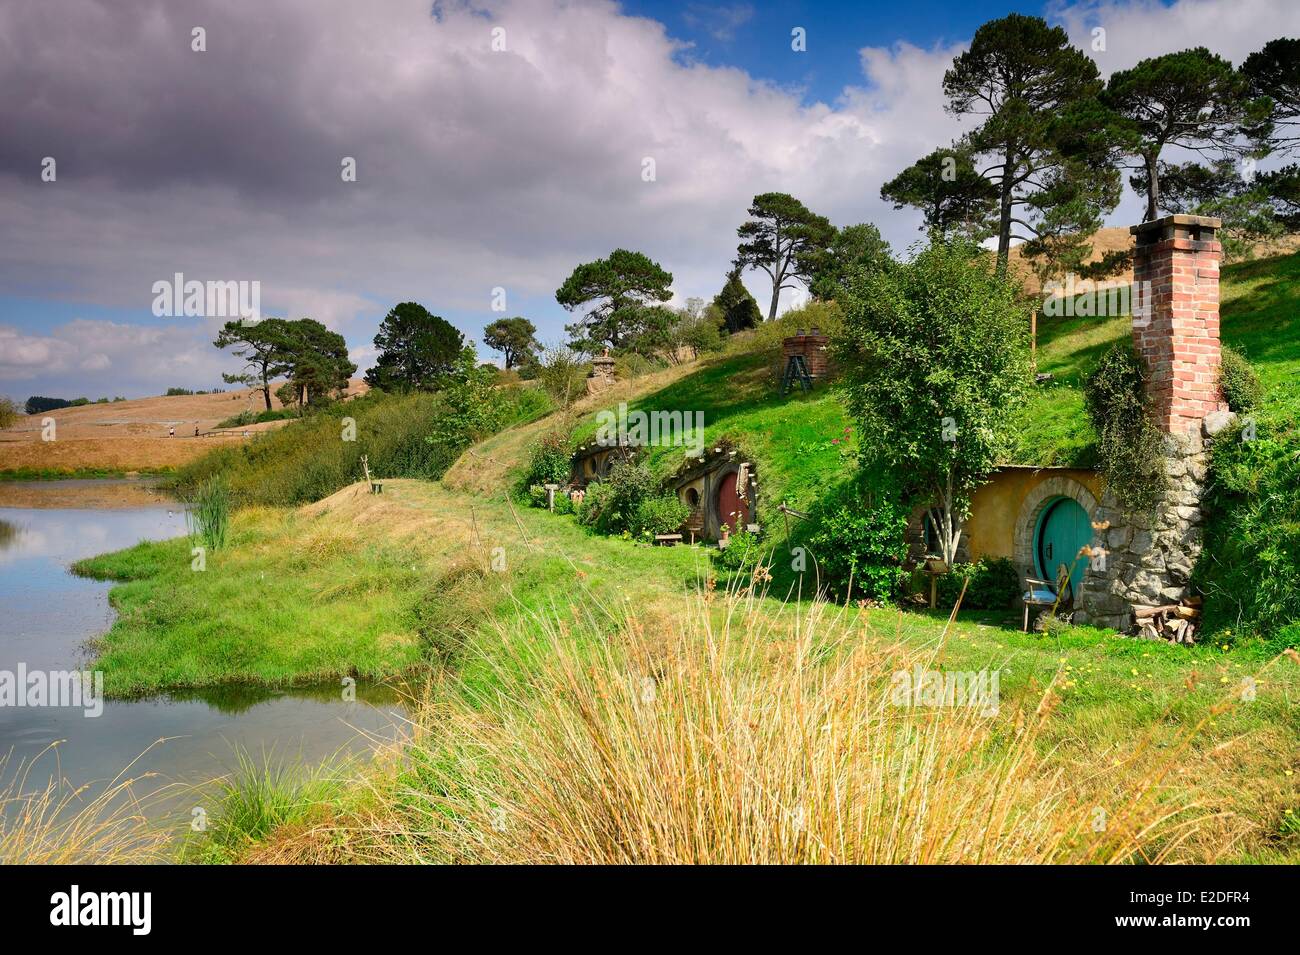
[780, 354, 813, 395]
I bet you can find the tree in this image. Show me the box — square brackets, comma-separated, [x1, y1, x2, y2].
[363, 302, 465, 392]
[555, 249, 674, 354]
[880, 147, 998, 242]
[1242, 38, 1300, 156]
[645, 298, 724, 362]
[1104, 48, 1257, 222]
[1133, 157, 1290, 260]
[805, 223, 893, 301]
[482, 317, 539, 370]
[214, 317, 295, 411]
[713, 266, 762, 334]
[836, 241, 1033, 567]
[907, 14, 1118, 275]
[734, 192, 834, 321]
[0, 396, 18, 429]
[282, 318, 355, 407]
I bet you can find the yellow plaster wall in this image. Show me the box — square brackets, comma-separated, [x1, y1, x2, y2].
[964, 468, 1104, 561]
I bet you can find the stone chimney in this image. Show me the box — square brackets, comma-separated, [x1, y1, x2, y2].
[1130, 214, 1227, 433]
[1075, 215, 1226, 637]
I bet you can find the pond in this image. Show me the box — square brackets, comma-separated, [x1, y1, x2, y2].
[0, 487, 406, 826]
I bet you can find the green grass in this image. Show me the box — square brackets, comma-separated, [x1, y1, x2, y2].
[572, 348, 855, 513]
[72, 481, 708, 696]
[183, 750, 347, 864]
[1218, 253, 1300, 426]
[73, 509, 427, 695]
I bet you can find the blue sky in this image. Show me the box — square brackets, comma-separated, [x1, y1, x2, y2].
[624, 0, 1050, 105]
[0, 0, 1289, 401]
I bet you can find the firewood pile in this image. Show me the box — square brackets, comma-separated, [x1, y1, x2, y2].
[1133, 596, 1202, 644]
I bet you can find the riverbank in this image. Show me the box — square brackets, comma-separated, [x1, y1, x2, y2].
[70, 475, 1300, 863]
[0, 487, 409, 863]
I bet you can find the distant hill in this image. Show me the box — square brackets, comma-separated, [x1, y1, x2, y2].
[0, 378, 369, 475]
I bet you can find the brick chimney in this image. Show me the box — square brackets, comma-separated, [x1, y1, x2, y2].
[1130, 214, 1226, 433]
[782, 327, 829, 379]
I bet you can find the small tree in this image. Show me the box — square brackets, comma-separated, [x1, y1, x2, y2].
[535, 344, 587, 407]
[805, 223, 893, 301]
[364, 302, 465, 392]
[555, 249, 673, 353]
[713, 266, 762, 334]
[0, 396, 19, 429]
[483, 316, 539, 370]
[735, 192, 834, 321]
[214, 317, 295, 411]
[837, 241, 1033, 566]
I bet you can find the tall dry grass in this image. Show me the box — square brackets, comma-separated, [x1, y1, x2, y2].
[334, 582, 1215, 864]
[0, 746, 173, 864]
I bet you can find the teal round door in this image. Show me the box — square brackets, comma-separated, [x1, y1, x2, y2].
[1035, 497, 1091, 598]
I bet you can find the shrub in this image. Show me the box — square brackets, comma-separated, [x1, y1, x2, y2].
[937, 557, 1021, 610]
[521, 431, 572, 495]
[802, 478, 909, 602]
[1218, 345, 1263, 414]
[536, 346, 588, 407]
[575, 458, 681, 539]
[614, 352, 661, 380]
[715, 526, 763, 573]
[0, 397, 19, 429]
[1194, 422, 1300, 645]
[1083, 343, 1165, 514]
[629, 493, 689, 540]
[215, 407, 297, 429]
[174, 385, 542, 507]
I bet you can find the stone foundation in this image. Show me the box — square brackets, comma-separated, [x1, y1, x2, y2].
[1075, 428, 1212, 631]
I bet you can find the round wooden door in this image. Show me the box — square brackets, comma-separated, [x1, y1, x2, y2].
[1035, 497, 1091, 598]
[716, 470, 749, 532]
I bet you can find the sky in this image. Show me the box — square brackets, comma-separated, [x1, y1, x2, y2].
[1, 0, 1298, 400]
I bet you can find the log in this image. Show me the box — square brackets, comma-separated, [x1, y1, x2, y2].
[1135, 604, 1179, 619]
[1175, 605, 1201, 620]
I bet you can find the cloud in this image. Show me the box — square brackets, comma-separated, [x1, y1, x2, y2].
[0, 320, 231, 398]
[1, 0, 1297, 397]
[683, 3, 755, 43]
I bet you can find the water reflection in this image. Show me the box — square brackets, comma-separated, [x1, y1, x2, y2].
[0, 518, 18, 551]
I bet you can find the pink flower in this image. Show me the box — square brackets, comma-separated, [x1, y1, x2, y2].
[831, 438, 840, 445]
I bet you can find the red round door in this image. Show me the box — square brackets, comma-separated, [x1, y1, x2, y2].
[716, 470, 749, 531]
